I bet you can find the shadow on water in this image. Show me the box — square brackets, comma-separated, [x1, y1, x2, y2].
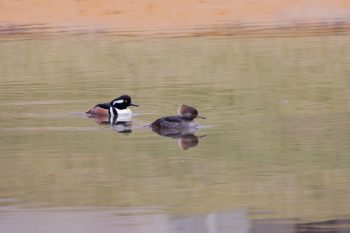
[1, 207, 349, 233]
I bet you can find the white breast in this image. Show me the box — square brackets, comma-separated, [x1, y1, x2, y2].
[116, 108, 132, 115]
[116, 114, 132, 122]
[115, 108, 132, 122]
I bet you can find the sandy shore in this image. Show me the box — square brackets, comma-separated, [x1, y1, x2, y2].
[1, 0, 350, 35]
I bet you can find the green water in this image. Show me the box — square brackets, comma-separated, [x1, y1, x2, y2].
[1, 34, 350, 232]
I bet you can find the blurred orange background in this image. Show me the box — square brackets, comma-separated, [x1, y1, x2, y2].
[1, 0, 349, 31]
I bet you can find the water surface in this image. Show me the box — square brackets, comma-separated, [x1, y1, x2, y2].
[1, 34, 350, 232]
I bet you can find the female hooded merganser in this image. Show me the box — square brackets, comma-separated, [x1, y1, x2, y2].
[150, 104, 206, 129]
[86, 95, 139, 118]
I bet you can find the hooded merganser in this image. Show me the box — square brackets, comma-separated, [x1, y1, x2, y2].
[86, 95, 139, 117]
[150, 104, 206, 129]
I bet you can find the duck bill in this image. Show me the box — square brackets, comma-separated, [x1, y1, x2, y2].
[130, 103, 139, 107]
[198, 115, 206, 119]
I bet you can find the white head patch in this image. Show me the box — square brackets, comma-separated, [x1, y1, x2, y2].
[113, 99, 124, 105]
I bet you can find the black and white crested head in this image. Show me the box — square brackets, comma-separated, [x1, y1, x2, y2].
[110, 95, 139, 109]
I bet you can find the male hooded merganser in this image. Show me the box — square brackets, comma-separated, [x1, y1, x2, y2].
[150, 104, 206, 129]
[86, 95, 139, 118]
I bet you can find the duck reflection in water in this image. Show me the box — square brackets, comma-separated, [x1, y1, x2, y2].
[152, 126, 206, 150]
[88, 111, 133, 133]
[150, 105, 206, 150]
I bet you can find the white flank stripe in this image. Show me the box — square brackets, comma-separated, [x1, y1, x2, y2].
[109, 108, 114, 118]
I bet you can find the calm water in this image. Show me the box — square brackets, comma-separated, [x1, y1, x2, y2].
[1, 34, 350, 232]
